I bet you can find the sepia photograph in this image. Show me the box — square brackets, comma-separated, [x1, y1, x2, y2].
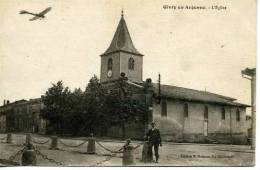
[0, 0, 257, 167]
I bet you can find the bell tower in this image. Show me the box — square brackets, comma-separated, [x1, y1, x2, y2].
[100, 11, 143, 83]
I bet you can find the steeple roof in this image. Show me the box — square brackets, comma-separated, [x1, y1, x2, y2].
[101, 13, 143, 56]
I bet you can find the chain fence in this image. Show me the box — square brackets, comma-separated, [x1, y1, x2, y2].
[8, 145, 27, 162]
[33, 145, 65, 166]
[1, 133, 144, 166]
[0, 136, 6, 141]
[92, 153, 117, 166]
[96, 141, 124, 154]
[95, 141, 123, 157]
[92, 141, 143, 166]
[59, 139, 88, 148]
[132, 143, 143, 152]
[32, 137, 50, 145]
[0, 158, 20, 166]
[91, 144, 125, 166]
[96, 140, 142, 153]
[3, 144, 64, 166]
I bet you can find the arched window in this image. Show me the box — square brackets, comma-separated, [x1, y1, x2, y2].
[221, 108, 225, 120]
[107, 58, 113, 70]
[204, 106, 208, 120]
[184, 103, 188, 118]
[128, 58, 134, 70]
[236, 109, 240, 121]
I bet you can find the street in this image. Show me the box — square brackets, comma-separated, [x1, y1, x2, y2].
[0, 133, 254, 166]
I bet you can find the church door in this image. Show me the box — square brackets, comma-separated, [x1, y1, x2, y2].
[203, 120, 208, 136]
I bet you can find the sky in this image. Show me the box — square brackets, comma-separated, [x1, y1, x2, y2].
[0, 0, 256, 107]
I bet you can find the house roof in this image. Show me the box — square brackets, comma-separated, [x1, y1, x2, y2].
[101, 14, 143, 56]
[0, 99, 27, 108]
[0, 98, 41, 109]
[152, 83, 249, 107]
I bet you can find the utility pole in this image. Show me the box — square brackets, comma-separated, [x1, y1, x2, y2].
[157, 73, 161, 104]
[144, 78, 154, 133]
[241, 68, 256, 150]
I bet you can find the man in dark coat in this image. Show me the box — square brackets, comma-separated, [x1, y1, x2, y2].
[146, 122, 162, 163]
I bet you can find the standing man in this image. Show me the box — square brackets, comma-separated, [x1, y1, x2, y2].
[146, 122, 162, 163]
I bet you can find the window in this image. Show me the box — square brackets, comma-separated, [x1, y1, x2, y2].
[221, 108, 225, 120]
[161, 99, 167, 117]
[128, 58, 134, 70]
[107, 58, 113, 70]
[204, 106, 208, 119]
[184, 103, 188, 118]
[236, 109, 240, 121]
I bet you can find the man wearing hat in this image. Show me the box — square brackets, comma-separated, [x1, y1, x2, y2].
[146, 122, 162, 163]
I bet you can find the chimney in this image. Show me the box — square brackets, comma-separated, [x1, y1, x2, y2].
[7, 100, 10, 104]
[3, 100, 5, 106]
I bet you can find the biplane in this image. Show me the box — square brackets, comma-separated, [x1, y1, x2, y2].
[19, 7, 52, 21]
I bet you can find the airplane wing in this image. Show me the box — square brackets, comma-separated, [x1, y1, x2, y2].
[29, 16, 40, 21]
[38, 7, 52, 16]
[19, 10, 29, 14]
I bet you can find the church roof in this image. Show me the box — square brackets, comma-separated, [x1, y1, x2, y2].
[101, 14, 143, 56]
[152, 84, 249, 107]
[102, 79, 249, 107]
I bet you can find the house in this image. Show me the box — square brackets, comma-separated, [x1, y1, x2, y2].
[0, 99, 46, 134]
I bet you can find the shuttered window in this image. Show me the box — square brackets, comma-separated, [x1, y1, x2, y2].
[184, 103, 188, 118]
[236, 109, 240, 121]
[204, 106, 208, 120]
[221, 108, 225, 120]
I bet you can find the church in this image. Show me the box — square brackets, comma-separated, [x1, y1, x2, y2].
[99, 11, 249, 144]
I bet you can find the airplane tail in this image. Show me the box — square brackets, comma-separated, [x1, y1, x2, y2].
[19, 10, 29, 14]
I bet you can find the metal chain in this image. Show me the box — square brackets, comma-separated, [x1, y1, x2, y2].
[8, 146, 27, 161]
[0, 158, 20, 166]
[95, 145, 121, 158]
[94, 142, 143, 166]
[92, 146, 124, 166]
[33, 146, 64, 166]
[93, 154, 116, 166]
[0, 136, 6, 141]
[133, 143, 142, 150]
[96, 141, 142, 154]
[96, 141, 124, 153]
[32, 137, 50, 145]
[59, 139, 88, 148]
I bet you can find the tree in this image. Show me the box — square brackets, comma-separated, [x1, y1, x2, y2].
[40, 75, 149, 138]
[82, 75, 108, 135]
[66, 88, 84, 136]
[104, 75, 147, 138]
[40, 81, 71, 134]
